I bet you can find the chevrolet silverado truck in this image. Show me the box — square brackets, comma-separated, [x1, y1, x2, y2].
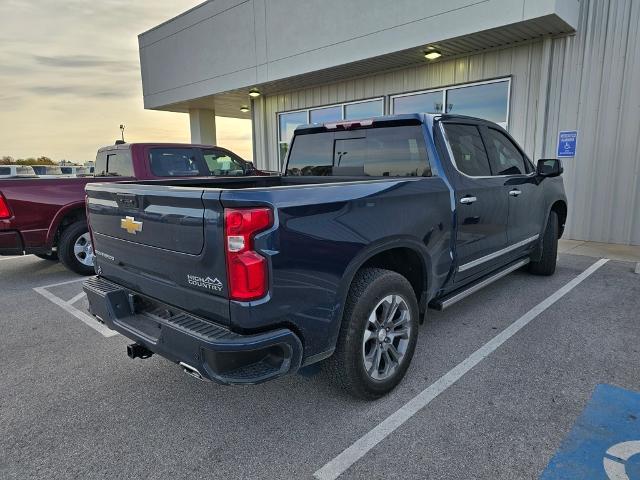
[83, 114, 567, 398]
[0, 142, 263, 275]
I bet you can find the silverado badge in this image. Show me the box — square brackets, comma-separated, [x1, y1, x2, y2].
[120, 216, 143, 234]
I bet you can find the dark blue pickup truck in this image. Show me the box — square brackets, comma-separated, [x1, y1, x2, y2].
[83, 114, 567, 398]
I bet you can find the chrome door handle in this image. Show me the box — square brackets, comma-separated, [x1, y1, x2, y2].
[509, 189, 522, 197]
[460, 196, 477, 205]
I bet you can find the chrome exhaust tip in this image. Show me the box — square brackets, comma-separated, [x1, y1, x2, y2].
[179, 362, 206, 381]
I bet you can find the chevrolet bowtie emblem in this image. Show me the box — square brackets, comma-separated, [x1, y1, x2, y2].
[120, 216, 143, 234]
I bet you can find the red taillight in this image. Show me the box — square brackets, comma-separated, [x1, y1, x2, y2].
[0, 194, 11, 219]
[224, 207, 273, 301]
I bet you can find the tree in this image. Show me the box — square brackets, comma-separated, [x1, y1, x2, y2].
[0, 156, 13, 165]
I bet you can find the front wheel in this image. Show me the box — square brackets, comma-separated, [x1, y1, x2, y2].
[58, 221, 95, 276]
[529, 211, 558, 276]
[325, 268, 419, 399]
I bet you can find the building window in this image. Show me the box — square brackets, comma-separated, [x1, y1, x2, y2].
[278, 110, 308, 165]
[277, 97, 384, 165]
[446, 80, 509, 128]
[393, 90, 443, 115]
[344, 99, 383, 120]
[310, 105, 341, 123]
[391, 78, 510, 129]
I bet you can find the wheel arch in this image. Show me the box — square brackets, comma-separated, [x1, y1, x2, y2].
[46, 202, 86, 247]
[333, 238, 433, 333]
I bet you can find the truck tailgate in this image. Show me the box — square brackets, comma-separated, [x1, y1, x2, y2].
[87, 184, 205, 254]
[86, 183, 230, 323]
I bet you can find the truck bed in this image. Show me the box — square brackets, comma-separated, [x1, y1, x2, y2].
[111, 175, 394, 190]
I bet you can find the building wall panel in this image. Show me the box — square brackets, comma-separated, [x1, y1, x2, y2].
[257, 0, 639, 245]
[547, 0, 640, 244]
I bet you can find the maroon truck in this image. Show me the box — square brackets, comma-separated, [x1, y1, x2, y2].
[0, 142, 266, 275]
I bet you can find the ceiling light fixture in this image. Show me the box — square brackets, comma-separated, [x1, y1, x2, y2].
[248, 88, 261, 98]
[240, 105, 250, 113]
[424, 49, 442, 61]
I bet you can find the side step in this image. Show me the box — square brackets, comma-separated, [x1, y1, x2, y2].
[429, 258, 530, 311]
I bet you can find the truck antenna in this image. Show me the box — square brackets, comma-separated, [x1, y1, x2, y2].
[120, 124, 126, 142]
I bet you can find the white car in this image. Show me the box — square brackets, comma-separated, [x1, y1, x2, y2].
[0, 165, 38, 178]
[31, 165, 71, 178]
[60, 166, 93, 177]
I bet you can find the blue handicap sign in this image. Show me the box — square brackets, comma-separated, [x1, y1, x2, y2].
[541, 384, 640, 479]
[557, 130, 578, 158]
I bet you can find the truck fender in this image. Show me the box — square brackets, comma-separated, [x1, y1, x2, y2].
[46, 201, 87, 247]
[329, 236, 434, 345]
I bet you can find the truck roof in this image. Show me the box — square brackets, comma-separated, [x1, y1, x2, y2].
[294, 113, 505, 135]
[96, 142, 217, 153]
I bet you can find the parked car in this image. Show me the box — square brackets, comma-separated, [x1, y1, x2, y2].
[0, 143, 266, 275]
[0, 165, 38, 179]
[60, 166, 92, 177]
[30, 165, 70, 178]
[83, 114, 567, 398]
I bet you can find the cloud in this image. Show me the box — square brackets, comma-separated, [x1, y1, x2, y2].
[33, 54, 138, 71]
[26, 85, 133, 99]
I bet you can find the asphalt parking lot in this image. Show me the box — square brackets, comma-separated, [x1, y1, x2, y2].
[1, 253, 639, 479]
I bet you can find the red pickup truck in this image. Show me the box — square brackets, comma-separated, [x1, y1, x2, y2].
[0, 142, 267, 275]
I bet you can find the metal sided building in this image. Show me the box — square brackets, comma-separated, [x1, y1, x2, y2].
[138, 0, 640, 245]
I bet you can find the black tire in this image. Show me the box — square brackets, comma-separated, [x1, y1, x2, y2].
[58, 221, 95, 276]
[35, 252, 58, 261]
[529, 211, 558, 276]
[325, 268, 419, 399]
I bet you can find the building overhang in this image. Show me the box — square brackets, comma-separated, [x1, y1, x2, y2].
[139, 0, 579, 118]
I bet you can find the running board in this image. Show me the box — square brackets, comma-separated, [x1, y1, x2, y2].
[429, 258, 530, 311]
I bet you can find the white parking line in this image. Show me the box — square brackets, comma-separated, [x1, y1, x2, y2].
[38, 276, 87, 288]
[67, 291, 86, 305]
[314, 258, 610, 480]
[0, 255, 30, 262]
[33, 278, 118, 338]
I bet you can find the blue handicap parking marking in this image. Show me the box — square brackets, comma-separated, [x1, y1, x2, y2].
[557, 130, 578, 158]
[541, 384, 640, 479]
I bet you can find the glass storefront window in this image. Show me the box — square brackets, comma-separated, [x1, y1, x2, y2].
[445, 80, 509, 126]
[279, 111, 308, 143]
[310, 105, 342, 123]
[344, 99, 383, 120]
[393, 91, 443, 115]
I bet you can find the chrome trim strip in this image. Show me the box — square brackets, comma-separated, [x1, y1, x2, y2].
[458, 234, 539, 272]
[441, 258, 530, 309]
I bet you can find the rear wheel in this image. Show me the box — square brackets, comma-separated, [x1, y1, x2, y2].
[325, 268, 419, 399]
[35, 252, 58, 261]
[58, 221, 95, 275]
[529, 211, 558, 276]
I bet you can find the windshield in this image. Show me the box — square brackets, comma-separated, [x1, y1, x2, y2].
[203, 149, 247, 176]
[16, 166, 36, 176]
[32, 166, 63, 175]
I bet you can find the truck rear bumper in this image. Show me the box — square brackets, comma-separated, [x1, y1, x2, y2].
[0, 231, 23, 255]
[83, 276, 303, 385]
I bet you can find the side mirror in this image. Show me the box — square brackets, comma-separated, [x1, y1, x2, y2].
[536, 158, 563, 177]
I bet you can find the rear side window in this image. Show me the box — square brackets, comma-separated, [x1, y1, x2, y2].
[0, 167, 10, 175]
[95, 150, 134, 177]
[149, 148, 200, 177]
[286, 125, 431, 177]
[443, 124, 491, 177]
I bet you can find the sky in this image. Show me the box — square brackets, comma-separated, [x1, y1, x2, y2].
[0, 0, 253, 163]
